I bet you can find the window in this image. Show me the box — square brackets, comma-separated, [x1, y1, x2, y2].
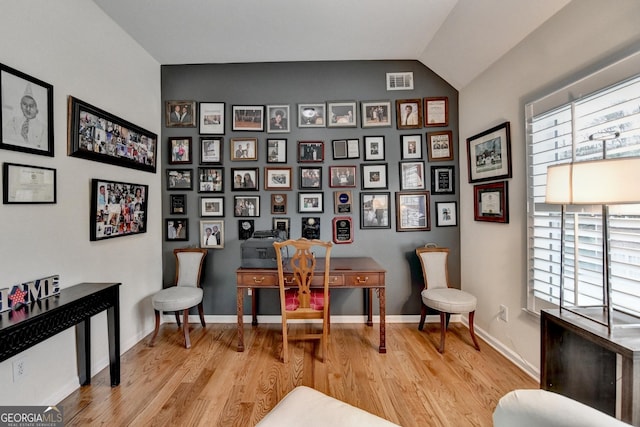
[526, 54, 640, 318]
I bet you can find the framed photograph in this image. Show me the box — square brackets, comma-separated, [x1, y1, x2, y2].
[467, 121, 512, 183]
[435, 201, 457, 227]
[230, 137, 258, 161]
[68, 96, 158, 173]
[431, 165, 455, 195]
[165, 100, 196, 127]
[3, 163, 56, 204]
[360, 192, 391, 229]
[232, 105, 265, 131]
[327, 101, 357, 127]
[231, 167, 258, 191]
[361, 163, 388, 189]
[198, 102, 225, 135]
[334, 190, 353, 214]
[267, 105, 290, 133]
[266, 138, 287, 163]
[363, 136, 385, 161]
[427, 131, 454, 162]
[361, 101, 392, 128]
[399, 161, 425, 191]
[201, 137, 223, 164]
[298, 192, 323, 213]
[1, 63, 54, 156]
[198, 167, 224, 193]
[298, 140, 324, 163]
[169, 194, 186, 215]
[300, 166, 322, 189]
[238, 219, 254, 240]
[272, 217, 290, 239]
[332, 138, 359, 160]
[234, 195, 260, 217]
[401, 134, 422, 160]
[396, 191, 430, 232]
[424, 97, 449, 127]
[200, 196, 224, 217]
[90, 179, 148, 241]
[165, 219, 188, 241]
[166, 169, 193, 190]
[329, 166, 356, 188]
[265, 167, 292, 190]
[271, 193, 287, 214]
[396, 99, 422, 129]
[332, 217, 354, 244]
[474, 181, 509, 223]
[298, 103, 326, 128]
[168, 137, 192, 164]
[201, 219, 224, 248]
[301, 217, 321, 239]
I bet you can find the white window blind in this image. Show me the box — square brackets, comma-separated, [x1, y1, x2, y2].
[526, 67, 640, 317]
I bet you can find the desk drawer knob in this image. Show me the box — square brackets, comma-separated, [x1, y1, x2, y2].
[252, 276, 265, 284]
[284, 277, 295, 285]
[356, 276, 368, 284]
[330, 277, 339, 283]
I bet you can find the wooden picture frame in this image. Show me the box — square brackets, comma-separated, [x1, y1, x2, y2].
[424, 97, 449, 127]
[399, 161, 425, 191]
[166, 169, 193, 190]
[401, 134, 422, 160]
[168, 137, 192, 164]
[396, 99, 422, 129]
[361, 163, 388, 189]
[360, 101, 392, 128]
[200, 196, 224, 217]
[435, 201, 457, 227]
[266, 105, 290, 133]
[327, 101, 357, 127]
[299, 166, 322, 189]
[200, 137, 223, 164]
[474, 181, 509, 223]
[90, 179, 148, 241]
[297, 103, 326, 128]
[3, 163, 56, 204]
[169, 194, 186, 215]
[360, 192, 391, 229]
[396, 191, 430, 232]
[334, 190, 353, 214]
[427, 130, 454, 162]
[68, 96, 158, 173]
[198, 167, 224, 193]
[298, 141, 324, 163]
[329, 165, 356, 188]
[198, 102, 225, 134]
[431, 165, 455, 195]
[0, 63, 54, 157]
[266, 138, 287, 163]
[363, 136, 385, 161]
[200, 219, 224, 248]
[165, 100, 196, 127]
[264, 167, 292, 190]
[467, 121, 512, 183]
[271, 193, 287, 214]
[230, 137, 258, 161]
[231, 167, 258, 191]
[234, 195, 260, 217]
[165, 219, 188, 241]
[232, 105, 265, 131]
[298, 192, 324, 213]
[332, 217, 354, 244]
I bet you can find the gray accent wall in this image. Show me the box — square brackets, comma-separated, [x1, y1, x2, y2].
[161, 60, 459, 317]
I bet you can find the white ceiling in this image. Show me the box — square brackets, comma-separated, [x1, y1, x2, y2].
[92, 0, 570, 90]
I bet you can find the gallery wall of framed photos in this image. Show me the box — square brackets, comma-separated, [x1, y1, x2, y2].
[160, 60, 460, 316]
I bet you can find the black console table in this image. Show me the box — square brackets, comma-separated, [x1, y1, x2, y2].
[0, 282, 121, 387]
[541, 308, 640, 426]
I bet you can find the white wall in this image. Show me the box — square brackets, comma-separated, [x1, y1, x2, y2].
[459, 0, 640, 377]
[0, 1, 161, 404]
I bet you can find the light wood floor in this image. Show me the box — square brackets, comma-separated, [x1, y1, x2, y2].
[59, 322, 537, 426]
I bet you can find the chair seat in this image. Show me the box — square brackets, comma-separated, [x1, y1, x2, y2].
[421, 288, 476, 313]
[284, 289, 327, 311]
[152, 286, 203, 312]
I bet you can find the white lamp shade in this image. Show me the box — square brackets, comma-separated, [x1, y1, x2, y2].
[546, 158, 640, 205]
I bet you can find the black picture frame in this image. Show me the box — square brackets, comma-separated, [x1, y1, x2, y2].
[166, 169, 193, 191]
[169, 194, 186, 215]
[198, 167, 224, 193]
[90, 178, 149, 241]
[200, 196, 225, 217]
[435, 201, 457, 227]
[266, 138, 287, 163]
[298, 192, 324, 213]
[299, 166, 322, 190]
[301, 217, 321, 239]
[0, 63, 54, 157]
[200, 137, 223, 164]
[68, 96, 158, 173]
[396, 191, 430, 232]
[399, 161, 425, 191]
[232, 105, 265, 131]
[298, 141, 324, 162]
[3, 162, 56, 204]
[165, 218, 188, 241]
[198, 102, 225, 135]
[233, 195, 260, 217]
[363, 136, 385, 161]
[431, 165, 455, 195]
[466, 121, 512, 183]
[361, 163, 388, 189]
[238, 219, 255, 240]
[360, 192, 391, 229]
[231, 167, 259, 191]
[168, 137, 192, 164]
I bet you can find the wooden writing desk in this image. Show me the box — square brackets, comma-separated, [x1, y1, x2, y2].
[236, 256, 386, 353]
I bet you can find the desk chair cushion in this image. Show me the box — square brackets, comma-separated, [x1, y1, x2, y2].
[284, 289, 327, 311]
[151, 286, 203, 312]
[421, 287, 476, 313]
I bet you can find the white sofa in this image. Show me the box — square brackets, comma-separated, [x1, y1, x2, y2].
[493, 389, 631, 427]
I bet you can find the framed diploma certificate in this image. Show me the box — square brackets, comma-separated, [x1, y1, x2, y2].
[3, 163, 56, 204]
[473, 181, 509, 223]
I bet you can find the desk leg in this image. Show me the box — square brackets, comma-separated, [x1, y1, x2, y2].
[75, 317, 91, 386]
[107, 302, 120, 387]
[379, 288, 386, 354]
[251, 289, 258, 326]
[366, 289, 373, 327]
[621, 355, 639, 425]
[237, 287, 245, 352]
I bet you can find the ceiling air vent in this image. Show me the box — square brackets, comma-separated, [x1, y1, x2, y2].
[386, 72, 414, 91]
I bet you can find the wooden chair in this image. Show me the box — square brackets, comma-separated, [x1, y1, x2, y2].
[273, 238, 333, 363]
[149, 248, 207, 348]
[415, 246, 480, 353]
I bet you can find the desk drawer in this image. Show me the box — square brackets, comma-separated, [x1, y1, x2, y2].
[237, 272, 278, 287]
[343, 272, 384, 287]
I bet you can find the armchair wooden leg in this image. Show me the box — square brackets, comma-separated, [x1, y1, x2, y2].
[182, 309, 191, 349]
[175, 312, 181, 328]
[468, 311, 481, 351]
[438, 312, 447, 353]
[150, 310, 161, 346]
[198, 303, 206, 327]
[418, 304, 427, 330]
[281, 319, 288, 363]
